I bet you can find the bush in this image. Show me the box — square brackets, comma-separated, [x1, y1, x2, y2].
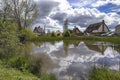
[19, 28, 37, 42]
[0, 21, 19, 60]
[51, 31, 56, 37]
[63, 30, 70, 37]
[8, 55, 41, 76]
[8, 56, 30, 72]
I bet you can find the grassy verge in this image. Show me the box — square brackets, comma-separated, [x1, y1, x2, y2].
[31, 36, 120, 44]
[89, 67, 120, 80]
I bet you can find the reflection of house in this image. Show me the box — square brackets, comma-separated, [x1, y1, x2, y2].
[86, 44, 107, 54]
[33, 26, 45, 36]
[115, 25, 120, 36]
[84, 20, 109, 35]
[85, 42, 107, 54]
[71, 27, 83, 36]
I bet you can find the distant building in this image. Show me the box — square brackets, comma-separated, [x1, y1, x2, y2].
[33, 26, 45, 36]
[84, 20, 109, 35]
[56, 30, 62, 36]
[71, 27, 83, 36]
[115, 25, 120, 36]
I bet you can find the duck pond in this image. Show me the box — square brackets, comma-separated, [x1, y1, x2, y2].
[30, 40, 120, 80]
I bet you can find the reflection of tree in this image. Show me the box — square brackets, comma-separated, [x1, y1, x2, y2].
[63, 40, 70, 55]
[35, 53, 58, 72]
[50, 41, 56, 45]
[114, 45, 120, 53]
[19, 42, 34, 57]
[33, 41, 44, 46]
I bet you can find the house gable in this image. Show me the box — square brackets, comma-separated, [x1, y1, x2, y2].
[72, 27, 83, 36]
[33, 26, 45, 36]
[85, 20, 109, 34]
[115, 25, 120, 35]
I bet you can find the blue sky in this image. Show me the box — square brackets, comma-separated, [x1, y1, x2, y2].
[97, 3, 120, 14]
[68, 0, 120, 14]
[34, 0, 120, 31]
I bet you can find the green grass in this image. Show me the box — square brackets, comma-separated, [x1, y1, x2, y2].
[31, 36, 120, 44]
[89, 67, 120, 80]
[0, 66, 41, 80]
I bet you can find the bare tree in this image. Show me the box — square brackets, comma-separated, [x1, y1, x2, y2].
[0, 0, 12, 22]
[0, 0, 39, 29]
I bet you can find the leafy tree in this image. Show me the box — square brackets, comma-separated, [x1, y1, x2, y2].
[0, 21, 19, 59]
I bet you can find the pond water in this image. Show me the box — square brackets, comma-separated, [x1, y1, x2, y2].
[33, 41, 120, 80]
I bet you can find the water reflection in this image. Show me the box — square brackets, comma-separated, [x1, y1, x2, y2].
[34, 41, 120, 80]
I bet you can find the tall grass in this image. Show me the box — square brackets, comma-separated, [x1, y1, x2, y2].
[89, 67, 120, 80]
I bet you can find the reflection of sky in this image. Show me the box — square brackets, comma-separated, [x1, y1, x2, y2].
[34, 41, 120, 80]
[34, 41, 63, 54]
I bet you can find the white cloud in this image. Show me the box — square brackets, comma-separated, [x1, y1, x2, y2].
[92, 0, 120, 7]
[50, 7, 107, 27]
[104, 12, 120, 28]
[70, 0, 95, 8]
[70, 0, 120, 8]
[33, 0, 120, 31]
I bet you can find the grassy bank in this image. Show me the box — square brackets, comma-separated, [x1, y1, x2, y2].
[89, 67, 120, 80]
[0, 61, 40, 80]
[31, 36, 120, 44]
[0, 67, 40, 80]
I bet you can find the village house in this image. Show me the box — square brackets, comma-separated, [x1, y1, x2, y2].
[115, 25, 120, 36]
[84, 20, 110, 35]
[33, 26, 45, 36]
[71, 27, 83, 36]
[56, 30, 62, 36]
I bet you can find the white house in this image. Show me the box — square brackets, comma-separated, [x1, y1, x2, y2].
[115, 25, 120, 36]
[84, 20, 110, 34]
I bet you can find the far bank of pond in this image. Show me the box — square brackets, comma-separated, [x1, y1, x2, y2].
[31, 36, 120, 44]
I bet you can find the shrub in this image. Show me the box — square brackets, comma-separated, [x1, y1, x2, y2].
[8, 55, 41, 76]
[8, 56, 30, 72]
[19, 28, 37, 41]
[63, 30, 70, 37]
[51, 31, 56, 37]
[0, 21, 19, 60]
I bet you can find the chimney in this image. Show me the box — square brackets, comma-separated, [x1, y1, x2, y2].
[102, 20, 105, 32]
[102, 20, 105, 24]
